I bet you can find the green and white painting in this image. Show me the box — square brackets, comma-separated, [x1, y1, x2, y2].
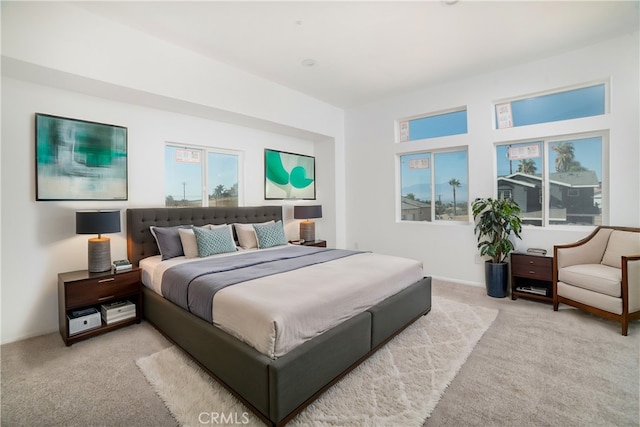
[264, 149, 315, 200]
[35, 114, 128, 201]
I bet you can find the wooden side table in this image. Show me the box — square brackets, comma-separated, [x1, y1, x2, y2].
[58, 267, 142, 346]
[301, 240, 327, 248]
[510, 252, 553, 303]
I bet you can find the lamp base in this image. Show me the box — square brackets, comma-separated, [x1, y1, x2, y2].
[299, 221, 316, 242]
[88, 237, 112, 273]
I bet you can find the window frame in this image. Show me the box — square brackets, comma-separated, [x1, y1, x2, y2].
[494, 131, 608, 228]
[397, 106, 468, 143]
[493, 81, 609, 129]
[165, 142, 244, 208]
[398, 146, 469, 223]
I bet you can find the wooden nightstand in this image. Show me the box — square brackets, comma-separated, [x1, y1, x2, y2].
[58, 267, 142, 346]
[510, 252, 553, 303]
[302, 240, 327, 248]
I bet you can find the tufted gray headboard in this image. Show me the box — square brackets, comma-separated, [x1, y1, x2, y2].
[126, 206, 283, 266]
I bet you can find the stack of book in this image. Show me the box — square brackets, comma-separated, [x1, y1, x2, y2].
[100, 300, 136, 324]
[112, 259, 132, 271]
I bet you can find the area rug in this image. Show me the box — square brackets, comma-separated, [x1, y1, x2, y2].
[136, 297, 498, 426]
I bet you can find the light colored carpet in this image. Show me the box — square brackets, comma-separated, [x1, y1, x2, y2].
[136, 296, 498, 426]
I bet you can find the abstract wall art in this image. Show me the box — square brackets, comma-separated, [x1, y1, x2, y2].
[264, 149, 315, 200]
[35, 113, 128, 201]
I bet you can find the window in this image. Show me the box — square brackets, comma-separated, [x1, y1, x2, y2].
[165, 144, 241, 207]
[400, 149, 468, 222]
[495, 83, 605, 129]
[496, 134, 604, 226]
[399, 109, 467, 142]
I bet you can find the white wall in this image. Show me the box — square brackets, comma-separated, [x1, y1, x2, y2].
[0, 2, 345, 344]
[345, 33, 639, 285]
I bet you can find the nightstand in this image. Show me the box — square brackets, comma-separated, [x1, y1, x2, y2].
[58, 267, 142, 346]
[301, 240, 327, 248]
[510, 252, 553, 303]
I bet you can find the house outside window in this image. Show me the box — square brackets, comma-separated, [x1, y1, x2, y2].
[495, 134, 604, 226]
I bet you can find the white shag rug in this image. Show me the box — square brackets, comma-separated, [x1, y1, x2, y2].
[136, 297, 498, 426]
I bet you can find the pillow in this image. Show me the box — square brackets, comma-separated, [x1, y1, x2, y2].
[179, 224, 231, 258]
[234, 221, 275, 249]
[193, 226, 237, 257]
[253, 220, 287, 249]
[150, 225, 192, 260]
[601, 230, 640, 268]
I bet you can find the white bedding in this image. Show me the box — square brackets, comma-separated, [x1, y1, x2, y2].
[140, 248, 423, 358]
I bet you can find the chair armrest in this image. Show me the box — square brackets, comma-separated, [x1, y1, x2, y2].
[555, 228, 613, 269]
[623, 255, 640, 312]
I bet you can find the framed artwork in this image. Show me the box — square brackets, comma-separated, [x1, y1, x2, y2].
[35, 113, 128, 201]
[264, 149, 315, 200]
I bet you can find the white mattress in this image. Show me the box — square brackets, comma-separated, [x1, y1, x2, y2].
[140, 248, 423, 358]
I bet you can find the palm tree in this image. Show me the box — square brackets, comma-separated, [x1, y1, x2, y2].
[449, 178, 461, 216]
[552, 142, 575, 172]
[517, 159, 537, 175]
[210, 184, 226, 206]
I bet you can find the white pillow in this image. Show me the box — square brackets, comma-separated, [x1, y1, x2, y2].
[234, 221, 275, 249]
[179, 224, 231, 258]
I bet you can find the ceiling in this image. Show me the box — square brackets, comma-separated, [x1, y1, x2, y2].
[76, 1, 639, 109]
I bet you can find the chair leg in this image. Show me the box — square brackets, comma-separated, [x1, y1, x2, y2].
[621, 318, 628, 336]
[553, 301, 559, 311]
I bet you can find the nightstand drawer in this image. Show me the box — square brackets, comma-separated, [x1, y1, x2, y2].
[511, 254, 552, 269]
[511, 263, 552, 281]
[65, 272, 140, 308]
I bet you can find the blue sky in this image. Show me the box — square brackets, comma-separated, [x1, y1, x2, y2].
[165, 146, 238, 200]
[401, 150, 468, 203]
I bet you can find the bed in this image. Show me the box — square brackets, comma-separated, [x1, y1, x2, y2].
[127, 206, 432, 426]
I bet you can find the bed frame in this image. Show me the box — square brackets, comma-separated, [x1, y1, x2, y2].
[126, 206, 432, 426]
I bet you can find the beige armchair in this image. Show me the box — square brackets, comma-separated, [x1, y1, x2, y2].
[553, 226, 640, 335]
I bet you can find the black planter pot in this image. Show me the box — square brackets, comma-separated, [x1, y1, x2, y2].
[485, 261, 509, 298]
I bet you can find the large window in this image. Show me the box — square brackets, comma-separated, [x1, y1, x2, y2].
[496, 133, 604, 226]
[495, 83, 606, 129]
[398, 109, 467, 142]
[165, 144, 242, 207]
[400, 149, 468, 222]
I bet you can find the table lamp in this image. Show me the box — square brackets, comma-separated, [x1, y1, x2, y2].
[293, 205, 322, 242]
[76, 210, 121, 272]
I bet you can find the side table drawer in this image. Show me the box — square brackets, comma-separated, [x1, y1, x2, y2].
[66, 272, 140, 308]
[511, 254, 552, 268]
[511, 264, 552, 281]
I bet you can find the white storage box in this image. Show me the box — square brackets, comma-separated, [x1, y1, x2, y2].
[68, 308, 101, 336]
[101, 300, 136, 324]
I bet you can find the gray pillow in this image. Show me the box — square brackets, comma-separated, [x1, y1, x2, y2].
[150, 225, 192, 260]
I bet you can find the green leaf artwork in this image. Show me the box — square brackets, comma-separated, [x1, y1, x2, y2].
[265, 149, 315, 199]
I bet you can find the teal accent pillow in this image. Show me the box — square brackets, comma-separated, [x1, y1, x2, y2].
[193, 226, 237, 257]
[253, 220, 287, 249]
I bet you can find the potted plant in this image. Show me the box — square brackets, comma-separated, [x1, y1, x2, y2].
[472, 197, 523, 298]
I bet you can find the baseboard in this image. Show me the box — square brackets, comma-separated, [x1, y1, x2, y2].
[430, 275, 484, 288]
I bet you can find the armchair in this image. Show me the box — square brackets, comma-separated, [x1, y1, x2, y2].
[553, 226, 640, 335]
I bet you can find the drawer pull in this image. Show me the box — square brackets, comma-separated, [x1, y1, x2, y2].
[98, 278, 115, 283]
[98, 295, 115, 301]
[529, 271, 536, 274]
[529, 261, 534, 264]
